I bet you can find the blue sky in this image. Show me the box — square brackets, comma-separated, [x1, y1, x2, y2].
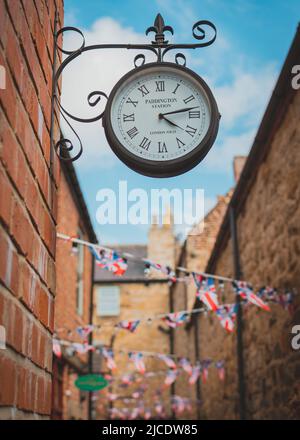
[62, 0, 299, 245]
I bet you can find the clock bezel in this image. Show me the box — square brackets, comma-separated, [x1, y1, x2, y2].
[103, 62, 220, 178]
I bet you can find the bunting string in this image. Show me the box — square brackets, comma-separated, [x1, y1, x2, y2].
[57, 232, 297, 299]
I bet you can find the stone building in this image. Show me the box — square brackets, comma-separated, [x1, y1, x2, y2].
[0, 0, 63, 419]
[92, 216, 177, 419]
[51, 157, 97, 420]
[172, 25, 300, 420]
[170, 182, 234, 419]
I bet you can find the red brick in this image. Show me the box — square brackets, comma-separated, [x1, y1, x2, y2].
[22, 0, 52, 87]
[0, 353, 17, 405]
[24, 172, 40, 223]
[5, 15, 25, 94]
[31, 322, 40, 365]
[15, 149, 28, 201]
[10, 250, 20, 296]
[0, 52, 18, 130]
[48, 294, 54, 332]
[0, 114, 19, 183]
[0, 167, 13, 227]
[42, 205, 56, 256]
[44, 378, 52, 414]
[0, 231, 8, 283]
[0, 1, 8, 48]
[0, 0, 62, 417]
[12, 302, 24, 352]
[38, 331, 46, 367]
[37, 286, 49, 328]
[17, 365, 35, 411]
[18, 258, 32, 308]
[11, 198, 31, 255]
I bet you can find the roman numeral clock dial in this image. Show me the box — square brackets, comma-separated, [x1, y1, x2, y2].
[103, 63, 219, 177]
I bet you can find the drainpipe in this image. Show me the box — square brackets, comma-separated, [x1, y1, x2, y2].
[193, 314, 201, 419]
[229, 205, 246, 420]
[169, 283, 175, 419]
[88, 253, 95, 420]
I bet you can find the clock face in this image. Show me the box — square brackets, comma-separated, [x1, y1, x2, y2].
[103, 63, 219, 177]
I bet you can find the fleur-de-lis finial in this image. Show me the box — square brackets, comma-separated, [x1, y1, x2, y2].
[146, 13, 174, 45]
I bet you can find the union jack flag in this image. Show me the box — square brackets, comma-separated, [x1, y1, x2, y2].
[53, 339, 62, 358]
[117, 319, 140, 333]
[215, 360, 225, 381]
[157, 354, 177, 369]
[171, 396, 185, 414]
[76, 325, 94, 341]
[102, 347, 117, 371]
[215, 304, 237, 332]
[189, 364, 201, 385]
[232, 281, 270, 311]
[201, 359, 211, 383]
[72, 342, 95, 354]
[129, 408, 140, 420]
[179, 357, 193, 375]
[164, 369, 178, 386]
[192, 274, 219, 311]
[107, 393, 118, 401]
[121, 374, 134, 386]
[155, 402, 164, 415]
[144, 409, 151, 420]
[90, 246, 128, 276]
[144, 260, 177, 282]
[163, 312, 189, 328]
[129, 352, 146, 374]
[258, 286, 277, 301]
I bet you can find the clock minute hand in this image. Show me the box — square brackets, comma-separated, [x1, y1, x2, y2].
[159, 114, 184, 130]
[160, 106, 199, 116]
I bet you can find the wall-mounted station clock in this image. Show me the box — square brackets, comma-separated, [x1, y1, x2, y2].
[103, 62, 220, 178]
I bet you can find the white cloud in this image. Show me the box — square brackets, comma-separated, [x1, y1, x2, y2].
[60, 13, 277, 178]
[214, 66, 276, 129]
[203, 128, 256, 172]
[61, 18, 153, 168]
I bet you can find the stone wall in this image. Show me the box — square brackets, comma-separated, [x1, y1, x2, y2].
[171, 194, 231, 419]
[206, 89, 300, 420]
[175, 70, 300, 420]
[93, 281, 171, 419]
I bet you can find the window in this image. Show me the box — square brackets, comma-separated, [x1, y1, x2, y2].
[96, 286, 120, 316]
[76, 228, 84, 315]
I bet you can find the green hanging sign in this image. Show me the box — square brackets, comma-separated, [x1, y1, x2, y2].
[75, 374, 108, 391]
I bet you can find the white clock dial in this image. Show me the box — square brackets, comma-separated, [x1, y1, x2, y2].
[110, 66, 211, 161]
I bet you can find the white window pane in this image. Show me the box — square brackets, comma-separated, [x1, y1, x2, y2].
[97, 286, 120, 316]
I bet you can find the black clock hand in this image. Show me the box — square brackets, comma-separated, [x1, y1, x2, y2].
[159, 114, 184, 130]
[160, 106, 199, 116]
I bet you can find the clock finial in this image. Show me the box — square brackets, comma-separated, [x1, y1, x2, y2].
[146, 13, 174, 45]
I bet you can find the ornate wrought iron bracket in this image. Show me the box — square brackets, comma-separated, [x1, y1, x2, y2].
[50, 13, 217, 162]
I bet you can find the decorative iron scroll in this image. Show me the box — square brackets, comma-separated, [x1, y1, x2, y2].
[51, 13, 217, 162]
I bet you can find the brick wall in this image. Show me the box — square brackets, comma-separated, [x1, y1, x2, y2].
[54, 169, 94, 419]
[0, 0, 63, 419]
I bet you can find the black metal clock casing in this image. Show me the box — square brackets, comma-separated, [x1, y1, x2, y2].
[103, 62, 220, 178]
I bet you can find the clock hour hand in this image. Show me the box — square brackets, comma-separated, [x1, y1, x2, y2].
[159, 114, 184, 130]
[160, 106, 199, 116]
